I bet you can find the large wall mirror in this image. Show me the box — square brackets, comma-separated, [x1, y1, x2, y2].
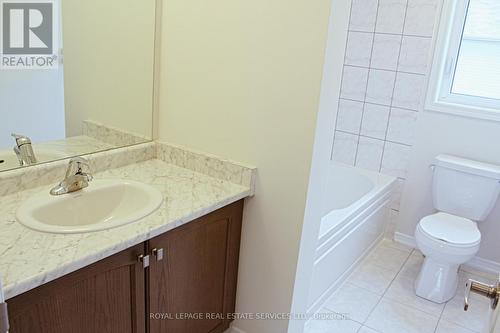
[0, 0, 158, 172]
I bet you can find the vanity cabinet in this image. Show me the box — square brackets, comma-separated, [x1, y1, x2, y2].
[7, 200, 244, 333]
[7, 244, 146, 333]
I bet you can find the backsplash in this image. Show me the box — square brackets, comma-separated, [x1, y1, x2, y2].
[156, 142, 256, 194]
[83, 120, 151, 147]
[0, 143, 156, 197]
[331, 0, 440, 230]
[0, 141, 257, 197]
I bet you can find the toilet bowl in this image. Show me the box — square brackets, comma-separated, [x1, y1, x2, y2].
[414, 212, 481, 303]
[413, 154, 500, 304]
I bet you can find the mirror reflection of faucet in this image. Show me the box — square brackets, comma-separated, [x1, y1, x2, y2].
[11, 133, 37, 166]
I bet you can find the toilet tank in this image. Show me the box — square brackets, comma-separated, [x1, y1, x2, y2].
[432, 155, 500, 221]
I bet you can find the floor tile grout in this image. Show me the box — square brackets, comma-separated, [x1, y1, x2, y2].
[360, 247, 414, 330]
[309, 240, 491, 333]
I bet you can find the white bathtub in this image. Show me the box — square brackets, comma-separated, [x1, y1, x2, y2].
[307, 163, 396, 313]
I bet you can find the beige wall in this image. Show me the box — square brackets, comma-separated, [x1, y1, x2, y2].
[62, 0, 156, 138]
[158, 0, 332, 332]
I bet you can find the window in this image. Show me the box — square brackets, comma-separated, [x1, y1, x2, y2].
[426, 0, 500, 121]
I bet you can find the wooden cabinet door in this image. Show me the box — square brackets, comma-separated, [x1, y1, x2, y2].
[148, 200, 243, 333]
[7, 244, 146, 333]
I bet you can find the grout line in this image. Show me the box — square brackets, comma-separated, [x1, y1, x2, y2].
[339, 97, 420, 113]
[348, 29, 433, 39]
[343, 63, 428, 76]
[341, 246, 482, 333]
[335, 130, 413, 148]
[354, 0, 381, 167]
[378, 0, 410, 174]
[331, 0, 356, 161]
[359, 246, 414, 329]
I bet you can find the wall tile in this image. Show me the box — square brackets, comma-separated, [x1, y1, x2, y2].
[404, 0, 439, 37]
[341, 66, 369, 101]
[345, 32, 374, 67]
[366, 69, 396, 105]
[332, 0, 440, 190]
[392, 72, 426, 110]
[371, 34, 402, 71]
[356, 136, 385, 171]
[350, 0, 379, 32]
[381, 142, 412, 178]
[398, 36, 432, 74]
[332, 131, 359, 165]
[361, 103, 390, 139]
[375, 0, 408, 34]
[337, 99, 364, 134]
[386, 108, 418, 145]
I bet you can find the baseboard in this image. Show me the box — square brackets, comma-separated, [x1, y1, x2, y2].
[393, 232, 417, 248]
[466, 256, 500, 275]
[224, 325, 247, 333]
[394, 232, 500, 275]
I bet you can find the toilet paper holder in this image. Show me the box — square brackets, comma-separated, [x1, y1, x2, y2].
[464, 279, 500, 311]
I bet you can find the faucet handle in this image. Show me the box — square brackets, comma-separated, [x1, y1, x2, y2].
[66, 157, 92, 178]
[11, 133, 31, 145]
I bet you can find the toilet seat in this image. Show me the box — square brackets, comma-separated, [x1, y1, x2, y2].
[418, 212, 481, 247]
[414, 212, 482, 303]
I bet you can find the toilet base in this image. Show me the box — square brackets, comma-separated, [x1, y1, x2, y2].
[415, 256, 459, 304]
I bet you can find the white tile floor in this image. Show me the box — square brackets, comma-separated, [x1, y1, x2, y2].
[305, 240, 497, 333]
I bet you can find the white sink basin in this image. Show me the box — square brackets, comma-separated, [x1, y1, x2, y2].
[16, 179, 163, 234]
[0, 149, 66, 171]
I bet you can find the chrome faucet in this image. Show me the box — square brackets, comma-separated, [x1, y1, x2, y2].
[50, 157, 93, 196]
[12, 133, 37, 166]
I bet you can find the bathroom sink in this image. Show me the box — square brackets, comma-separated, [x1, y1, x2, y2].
[0, 149, 66, 171]
[16, 179, 163, 234]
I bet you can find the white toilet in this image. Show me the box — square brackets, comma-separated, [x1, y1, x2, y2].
[414, 154, 500, 303]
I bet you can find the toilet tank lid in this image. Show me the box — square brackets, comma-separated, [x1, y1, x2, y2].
[434, 154, 500, 180]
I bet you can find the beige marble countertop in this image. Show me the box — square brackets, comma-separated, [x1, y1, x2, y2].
[0, 158, 251, 300]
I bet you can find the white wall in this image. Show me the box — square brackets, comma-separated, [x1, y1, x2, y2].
[0, 69, 65, 149]
[288, 1, 350, 332]
[397, 110, 500, 264]
[395, 0, 500, 268]
[158, 0, 332, 332]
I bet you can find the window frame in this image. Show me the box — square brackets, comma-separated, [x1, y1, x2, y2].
[425, 0, 500, 121]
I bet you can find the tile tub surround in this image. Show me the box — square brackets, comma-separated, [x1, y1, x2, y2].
[332, 0, 440, 235]
[306, 239, 495, 333]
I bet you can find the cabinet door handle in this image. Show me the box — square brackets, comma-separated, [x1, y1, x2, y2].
[138, 254, 150, 268]
[152, 248, 164, 261]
